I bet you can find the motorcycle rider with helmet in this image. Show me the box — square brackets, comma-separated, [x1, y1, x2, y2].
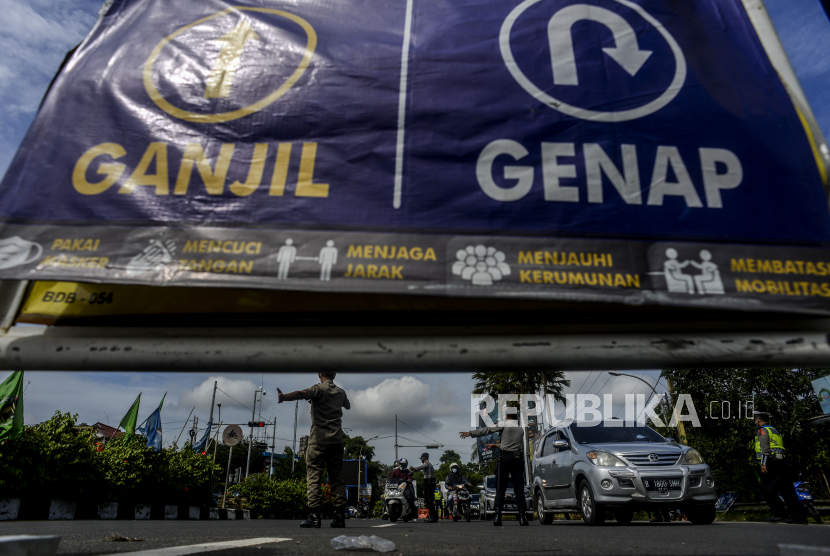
[444, 463, 473, 517]
[390, 458, 417, 520]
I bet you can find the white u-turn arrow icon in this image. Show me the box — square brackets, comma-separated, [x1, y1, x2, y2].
[548, 4, 652, 86]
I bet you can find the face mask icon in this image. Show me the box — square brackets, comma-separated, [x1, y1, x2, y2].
[0, 236, 43, 270]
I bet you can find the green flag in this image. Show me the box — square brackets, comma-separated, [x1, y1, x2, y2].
[118, 393, 141, 437]
[0, 371, 24, 441]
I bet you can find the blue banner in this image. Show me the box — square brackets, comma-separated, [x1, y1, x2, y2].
[1, 0, 829, 313]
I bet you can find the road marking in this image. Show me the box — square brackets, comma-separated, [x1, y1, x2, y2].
[373, 523, 397, 528]
[102, 538, 291, 556]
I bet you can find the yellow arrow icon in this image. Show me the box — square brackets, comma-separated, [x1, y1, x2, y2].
[204, 19, 260, 99]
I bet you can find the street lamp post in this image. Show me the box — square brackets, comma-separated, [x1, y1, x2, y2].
[607, 372, 670, 427]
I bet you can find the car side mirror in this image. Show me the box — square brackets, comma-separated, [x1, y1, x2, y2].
[665, 438, 676, 443]
[552, 439, 569, 449]
[477, 485, 484, 490]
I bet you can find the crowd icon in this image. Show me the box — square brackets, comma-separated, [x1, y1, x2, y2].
[662, 248, 724, 295]
[453, 245, 511, 286]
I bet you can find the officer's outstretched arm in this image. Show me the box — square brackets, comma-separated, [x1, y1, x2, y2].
[278, 388, 310, 403]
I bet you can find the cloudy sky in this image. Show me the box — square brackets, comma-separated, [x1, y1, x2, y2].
[13, 369, 669, 464]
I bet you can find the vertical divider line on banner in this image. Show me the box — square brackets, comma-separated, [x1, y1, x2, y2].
[741, 0, 830, 188]
[393, 0, 415, 209]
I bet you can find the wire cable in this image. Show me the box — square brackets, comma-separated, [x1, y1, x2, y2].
[396, 418, 441, 445]
[216, 387, 254, 413]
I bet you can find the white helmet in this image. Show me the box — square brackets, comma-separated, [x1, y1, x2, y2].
[450, 462, 460, 473]
[399, 458, 409, 468]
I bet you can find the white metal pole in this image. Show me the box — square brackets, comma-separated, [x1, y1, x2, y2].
[223, 446, 233, 508]
[270, 420, 276, 479]
[246, 390, 257, 479]
[207, 380, 217, 455]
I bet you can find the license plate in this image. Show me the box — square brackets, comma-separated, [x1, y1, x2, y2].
[643, 478, 682, 491]
[504, 504, 517, 510]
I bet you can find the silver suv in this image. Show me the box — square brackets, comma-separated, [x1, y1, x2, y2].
[531, 420, 717, 526]
[478, 475, 533, 521]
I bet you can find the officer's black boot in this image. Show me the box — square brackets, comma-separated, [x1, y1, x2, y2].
[493, 506, 503, 526]
[330, 507, 347, 528]
[518, 511, 529, 526]
[300, 510, 321, 528]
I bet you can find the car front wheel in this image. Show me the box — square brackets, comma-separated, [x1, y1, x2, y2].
[536, 492, 553, 525]
[579, 481, 606, 526]
[613, 508, 634, 525]
[686, 503, 716, 525]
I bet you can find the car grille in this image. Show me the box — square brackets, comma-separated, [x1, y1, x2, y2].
[622, 452, 680, 466]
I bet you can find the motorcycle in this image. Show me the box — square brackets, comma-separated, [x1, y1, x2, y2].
[383, 479, 415, 523]
[448, 485, 472, 522]
[348, 498, 371, 519]
[793, 480, 820, 519]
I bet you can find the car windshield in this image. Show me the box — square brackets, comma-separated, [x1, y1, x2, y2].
[485, 477, 514, 490]
[569, 422, 665, 444]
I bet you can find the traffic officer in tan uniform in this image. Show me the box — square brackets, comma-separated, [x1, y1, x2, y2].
[278, 373, 351, 528]
[754, 410, 807, 524]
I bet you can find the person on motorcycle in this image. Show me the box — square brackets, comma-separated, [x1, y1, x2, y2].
[390, 458, 417, 520]
[444, 463, 473, 517]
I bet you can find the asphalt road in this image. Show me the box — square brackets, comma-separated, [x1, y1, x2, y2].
[5, 518, 830, 556]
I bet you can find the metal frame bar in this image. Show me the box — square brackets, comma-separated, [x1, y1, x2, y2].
[1, 325, 829, 370]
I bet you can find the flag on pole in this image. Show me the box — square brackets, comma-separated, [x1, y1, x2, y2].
[139, 393, 165, 451]
[0, 371, 24, 441]
[118, 393, 141, 437]
[193, 420, 212, 453]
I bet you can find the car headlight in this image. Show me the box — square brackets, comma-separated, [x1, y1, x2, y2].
[586, 451, 627, 467]
[680, 449, 705, 465]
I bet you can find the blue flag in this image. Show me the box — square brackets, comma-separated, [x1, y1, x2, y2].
[193, 420, 212, 453]
[139, 393, 165, 451]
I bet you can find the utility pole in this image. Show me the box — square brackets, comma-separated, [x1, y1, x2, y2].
[223, 446, 233, 508]
[246, 387, 264, 479]
[665, 376, 687, 444]
[269, 419, 276, 479]
[395, 415, 398, 461]
[207, 381, 217, 456]
[214, 404, 221, 462]
[291, 400, 299, 474]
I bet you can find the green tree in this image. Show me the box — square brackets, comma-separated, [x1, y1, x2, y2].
[344, 434, 375, 461]
[662, 367, 830, 502]
[213, 440, 265, 480]
[440, 450, 461, 464]
[472, 371, 570, 405]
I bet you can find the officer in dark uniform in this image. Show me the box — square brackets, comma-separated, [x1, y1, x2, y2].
[754, 410, 807, 524]
[410, 453, 438, 522]
[461, 412, 528, 526]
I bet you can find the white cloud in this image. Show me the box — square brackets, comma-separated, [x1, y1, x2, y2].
[177, 375, 270, 416]
[0, 0, 101, 177]
[344, 375, 467, 434]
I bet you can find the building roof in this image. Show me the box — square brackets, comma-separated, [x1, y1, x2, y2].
[93, 422, 123, 439]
